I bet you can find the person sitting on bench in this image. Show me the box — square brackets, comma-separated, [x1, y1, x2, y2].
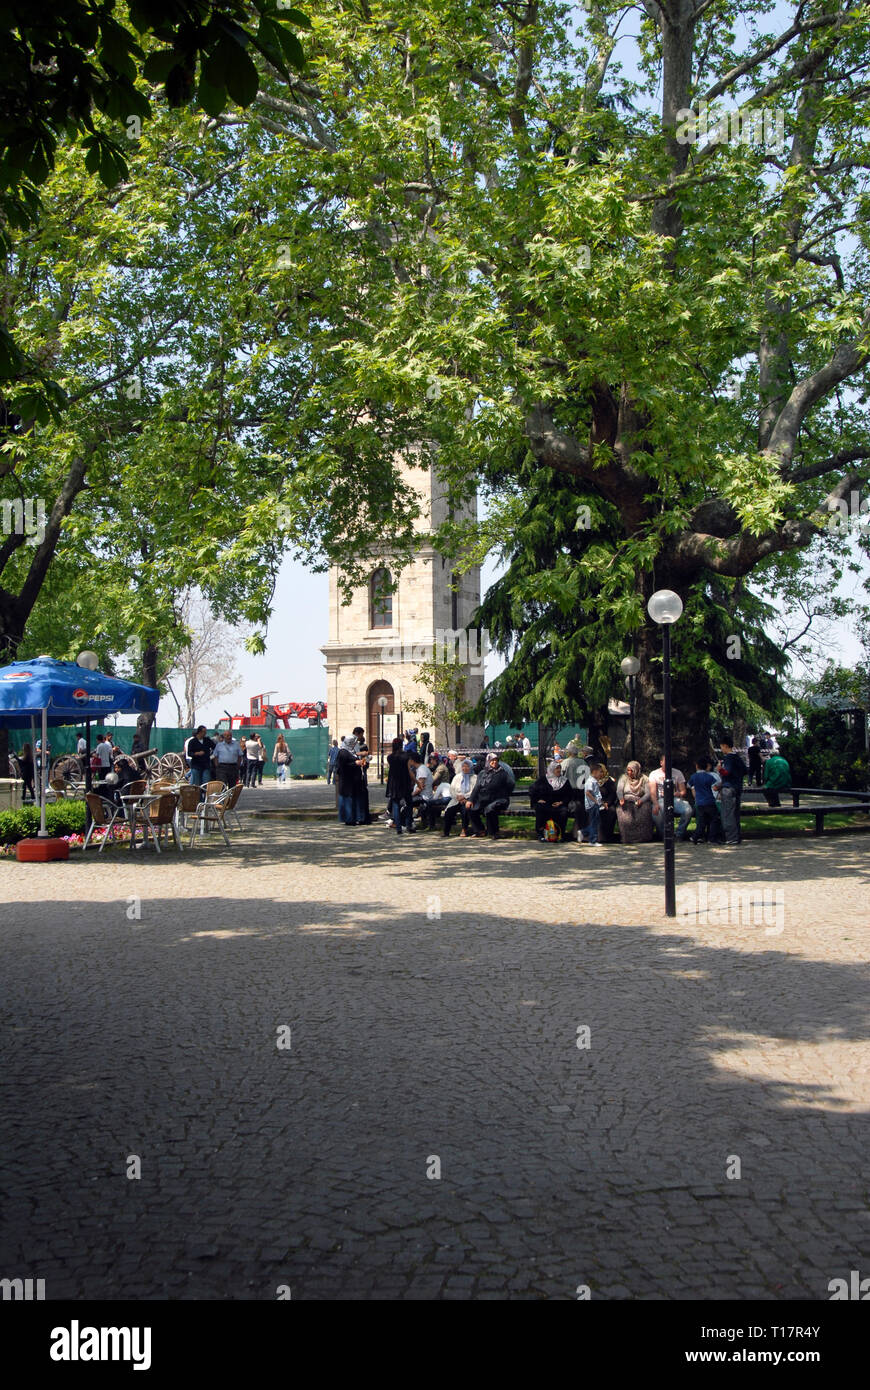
[528, 759, 571, 841]
[443, 758, 477, 837]
[467, 751, 513, 839]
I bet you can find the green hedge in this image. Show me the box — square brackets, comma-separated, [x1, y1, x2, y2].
[778, 709, 869, 791]
[499, 749, 534, 773]
[0, 801, 87, 845]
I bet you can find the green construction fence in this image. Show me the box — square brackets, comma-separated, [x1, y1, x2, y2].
[20, 720, 587, 778]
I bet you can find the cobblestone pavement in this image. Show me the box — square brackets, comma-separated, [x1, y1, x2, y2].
[0, 821, 867, 1300]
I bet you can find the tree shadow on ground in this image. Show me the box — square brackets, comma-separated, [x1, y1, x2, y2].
[1, 867, 867, 1298]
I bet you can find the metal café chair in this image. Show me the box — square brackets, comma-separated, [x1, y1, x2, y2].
[188, 784, 231, 848]
[223, 782, 244, 831]
[175, 783, 201, 835]
[141, 791, 182, 853]
[83, 792, 125, 852]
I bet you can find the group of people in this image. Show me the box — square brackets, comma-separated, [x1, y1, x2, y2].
[14, 731, 142, 805]
[386, 740, 518, 838]
[529, 738, 792, 848]
[330, 726, 793, 848]
[182, 728, 293, 790]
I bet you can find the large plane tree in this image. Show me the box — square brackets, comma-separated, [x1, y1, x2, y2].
[230, 0, 870, 762]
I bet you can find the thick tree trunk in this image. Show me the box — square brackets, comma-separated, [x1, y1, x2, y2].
[628, 587, 711, 774]
[138, 643, 159, 740]
[633, 660, 711, 774]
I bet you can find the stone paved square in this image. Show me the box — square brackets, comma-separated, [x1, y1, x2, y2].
[0, 815, 867, 1300]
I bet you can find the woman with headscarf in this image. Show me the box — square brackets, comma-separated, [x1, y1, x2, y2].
[616, 760, 654, 843]
[528, 759, 572, 842]
[443, 757, 477, 838]
[591, 763, 619, 843]
[335, 736, 364, 825]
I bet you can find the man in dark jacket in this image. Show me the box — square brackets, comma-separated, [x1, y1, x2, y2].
[187, 725, 215, 795]
[335, 737, 364, 825]
[467, 752, 513, 838]
[385, 737, 413, 833]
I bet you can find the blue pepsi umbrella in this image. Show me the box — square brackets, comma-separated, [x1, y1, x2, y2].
[0, 657, 158, 727]
[0, 658, 159, 836]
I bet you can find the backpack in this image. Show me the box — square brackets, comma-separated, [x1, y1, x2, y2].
[545, 819, 560, 842]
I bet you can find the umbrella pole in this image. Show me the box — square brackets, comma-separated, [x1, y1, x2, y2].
[84, 718, 92, 838]
[39, 706, 48, 837]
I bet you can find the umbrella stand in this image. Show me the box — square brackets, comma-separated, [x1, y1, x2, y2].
[39, 705, 48, 837]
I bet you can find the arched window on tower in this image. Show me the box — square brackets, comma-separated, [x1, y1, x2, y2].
[370, 568, 393, 628]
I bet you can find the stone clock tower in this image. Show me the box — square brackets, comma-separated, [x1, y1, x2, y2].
[321, 459, 484, 750]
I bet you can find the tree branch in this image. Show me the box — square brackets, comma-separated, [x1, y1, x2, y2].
[670, 470, 870, 578]
[765, 309, 870, 467]
[789, 445, 870, 484]
[701, 12, 841, 103]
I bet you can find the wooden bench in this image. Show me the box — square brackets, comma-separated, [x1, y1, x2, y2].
[739, 800, 870, 835]
[788, 786, 870, 808]
[507, 790, 868, 836]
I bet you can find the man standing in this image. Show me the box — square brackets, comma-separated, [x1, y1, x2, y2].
[245, 733, 261, 787]
[649, 755, 693, 841]
[326, 739, 339, 784]
[717, 737, 746, 845]
[688, 758, 723, 843]
[75, 729, 87, 777]
[521, 731, 532, 758]
[187, 725, 215, 795]
[763, 750, 791, 807]
[213, 729, 241, 787]
[96, 732, 114, 775]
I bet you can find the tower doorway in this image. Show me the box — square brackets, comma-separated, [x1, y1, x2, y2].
[367, 680, 396, 756]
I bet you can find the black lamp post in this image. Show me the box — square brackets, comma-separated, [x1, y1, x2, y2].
[647, 590, 684, 918]
[314, 700, 325, 780]
[620, 655, 640, 762]
[377, 696, 388, 781]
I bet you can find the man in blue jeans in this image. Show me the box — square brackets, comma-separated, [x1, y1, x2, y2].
[717, 737, 746, 845]
[186, 725, 214, 797]
[326, 740, 339, 784]
[688, 758, 723, 843]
